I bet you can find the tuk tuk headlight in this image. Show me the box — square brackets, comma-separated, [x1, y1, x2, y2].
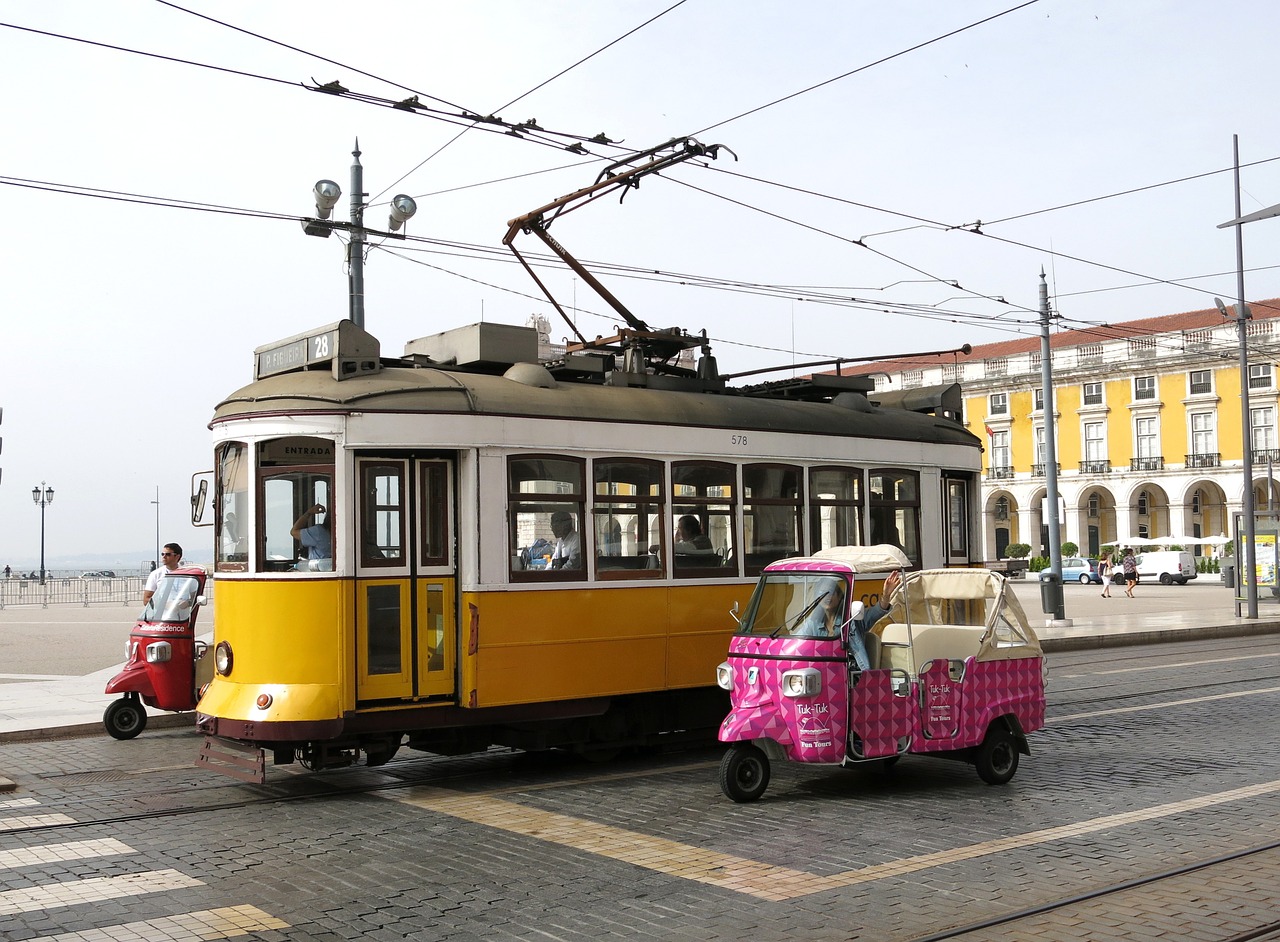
[145, 641, 173, 664]
[716, 661, 734, 690]
[781, 668, 821, 698]
[214, 641, 233, 676]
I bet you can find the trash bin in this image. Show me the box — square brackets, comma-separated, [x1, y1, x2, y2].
[1038, 571, 1064, 617]
[1221, 561, 1234, 589]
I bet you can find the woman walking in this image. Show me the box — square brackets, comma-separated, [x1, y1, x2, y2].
[1122, 547, 1138, 598]
[1099, 552, 1113, 597]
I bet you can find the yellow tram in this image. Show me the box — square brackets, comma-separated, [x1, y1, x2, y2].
[192, 318, 982, 781]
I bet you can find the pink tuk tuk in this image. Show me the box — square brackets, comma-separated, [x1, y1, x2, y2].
[715, 545, 1046, 802]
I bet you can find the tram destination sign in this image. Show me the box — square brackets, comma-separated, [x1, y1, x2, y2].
[253, 322, 381, 381]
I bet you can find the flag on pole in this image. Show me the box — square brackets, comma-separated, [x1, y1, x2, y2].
[984, 424, 994, 438]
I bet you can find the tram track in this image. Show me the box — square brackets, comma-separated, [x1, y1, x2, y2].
[903, 837, 1280, 942]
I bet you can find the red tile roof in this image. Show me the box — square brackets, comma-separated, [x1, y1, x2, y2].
[830, 297, 1280, 375]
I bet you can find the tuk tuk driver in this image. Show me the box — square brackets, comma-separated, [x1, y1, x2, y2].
[795, 570, 902, 671]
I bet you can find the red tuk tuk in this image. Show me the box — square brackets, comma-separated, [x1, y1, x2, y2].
[103, 566, 211, 739]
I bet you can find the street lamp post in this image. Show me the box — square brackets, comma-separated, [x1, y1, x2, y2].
[300, 140, 418, 330]
[31, 481, 54, 585]
[1216, 134, 1280, 619]
[151, 485, 160, 571]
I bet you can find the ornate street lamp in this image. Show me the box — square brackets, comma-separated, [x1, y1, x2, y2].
[31, 481, 53, 585]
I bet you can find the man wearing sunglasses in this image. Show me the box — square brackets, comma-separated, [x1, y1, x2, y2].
[142, 542, 183, 603]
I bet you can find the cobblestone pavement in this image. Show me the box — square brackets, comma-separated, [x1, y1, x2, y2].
[1, 634, 1279, 940]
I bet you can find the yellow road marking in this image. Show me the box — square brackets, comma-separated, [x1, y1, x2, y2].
[391, 779, 1280, 901]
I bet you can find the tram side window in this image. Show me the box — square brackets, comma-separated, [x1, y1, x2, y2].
[257, 437, 336, 573]
[743, 464, 801, 575]
[215, 442, 249, 572]
[593, 458, 664, 579]
[869, 468, 921, 568]
[509, 455, 585, 581]
[672, 461, 736, 577]
[809, 466, 863, 554]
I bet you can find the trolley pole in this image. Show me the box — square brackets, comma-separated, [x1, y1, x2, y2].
[1039, 271, 1066, 622]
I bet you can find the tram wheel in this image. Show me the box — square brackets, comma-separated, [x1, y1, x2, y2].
[103, 697, 148, 740]
[974, 726, 1018, 785]
[719, 743, 770, 803]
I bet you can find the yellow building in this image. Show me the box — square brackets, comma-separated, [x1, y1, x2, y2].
[853, 299, 1280, 560]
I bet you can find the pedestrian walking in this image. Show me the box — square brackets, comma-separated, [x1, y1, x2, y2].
[1099, 552, 1112, 597]
[1122, 547, 1138, 598]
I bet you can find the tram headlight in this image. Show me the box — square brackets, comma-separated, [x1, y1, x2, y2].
[715, 661, 734, 690]
[214, 641, 234, 676]
[781, 668, 821, 698]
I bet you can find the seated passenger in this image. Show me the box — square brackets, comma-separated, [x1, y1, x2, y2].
[674, 514, 715, 554]
[548, 511, 582, 570]
[794, 577, 849, 638]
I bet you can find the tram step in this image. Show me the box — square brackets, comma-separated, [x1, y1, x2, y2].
[196, 735, 267, 784]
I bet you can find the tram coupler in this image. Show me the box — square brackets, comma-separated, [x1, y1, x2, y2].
[196, 736, 267, 784]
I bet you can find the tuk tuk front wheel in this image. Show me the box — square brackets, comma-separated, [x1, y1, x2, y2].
[974, 726, 1018, 785]
[103, 696, 148, 740]
[719, 743, 771, 802]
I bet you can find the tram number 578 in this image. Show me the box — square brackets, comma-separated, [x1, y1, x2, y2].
[730, 434, 748, 447]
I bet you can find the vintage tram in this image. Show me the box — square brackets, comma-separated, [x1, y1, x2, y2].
[192, 317, 982, 781]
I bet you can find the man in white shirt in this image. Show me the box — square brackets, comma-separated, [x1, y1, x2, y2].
[143, 543, 183, 603]
[548, 511, 582, 570]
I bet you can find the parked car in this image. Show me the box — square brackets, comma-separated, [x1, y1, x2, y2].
[1136, 551, 1197, 585]
[1060, 556, 1102, 584]
[80, 570, 117, 579]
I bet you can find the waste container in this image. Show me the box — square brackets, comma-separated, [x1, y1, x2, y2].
[1221, 561, 1234, 589]
[1038, 570, 1064, 617]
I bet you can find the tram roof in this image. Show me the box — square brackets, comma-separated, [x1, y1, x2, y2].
[213, 360, 977, 446]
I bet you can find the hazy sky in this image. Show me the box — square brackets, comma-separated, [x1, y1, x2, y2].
[3, 1, 1280, 568]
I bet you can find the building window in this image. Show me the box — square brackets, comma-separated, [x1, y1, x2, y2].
[1190, 412, 1215, 456]
[994, 496, 1009, 521]
[1084, 422, 1106, 463]
[1035, 426, 1046, 466]
[1083, 382, 1102, 405]
[990, 430, 1011, 474]
[989, 392, 1008, 415]
[1191, 492, 1201, 515]
[1251, 406, 1276, 452]
[1189, 370, 1212, 395]
[1135, 376, 1156, 400]
[1088, 494, 1100, 518]
[1136, 417, 1158, 460]
[1249, 363, 1273, 389]
[1033, 388, 1044, 411]
[1137, 491, 1149, 516]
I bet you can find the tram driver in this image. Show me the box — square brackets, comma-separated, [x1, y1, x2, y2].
[291, 503, 333, 571]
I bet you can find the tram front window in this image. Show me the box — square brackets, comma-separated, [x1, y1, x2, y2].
[257, 437, 336, 573]
[215, 442, 249, 572]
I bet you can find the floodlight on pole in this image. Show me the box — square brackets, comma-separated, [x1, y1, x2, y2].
[313, 180, 342, 219]
[388, 194, 417, 231]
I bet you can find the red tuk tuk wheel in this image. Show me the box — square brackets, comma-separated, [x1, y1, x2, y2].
[974, 726, 1019, 785]
[104, 696, 148, 740]
[719, 743, 771, 803]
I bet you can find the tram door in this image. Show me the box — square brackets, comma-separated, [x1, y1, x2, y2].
[354, 457, 456, 703]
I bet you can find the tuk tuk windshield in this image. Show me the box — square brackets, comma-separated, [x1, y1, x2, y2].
[141, 575, 201, 624]
[739, 572, 849, 639]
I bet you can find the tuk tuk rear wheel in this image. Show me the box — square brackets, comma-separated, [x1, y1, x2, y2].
[719, 743, 770, 802]
[103, 697, 148, 740]
[974, 726, 1018, 785]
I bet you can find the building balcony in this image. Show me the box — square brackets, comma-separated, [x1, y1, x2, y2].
[986, 466, 1015, 480]
[1253, 448, 1280, 466]
[1185, 452, 1221, 469]
[1031, 463, 1060, 477]
[1130, 456, 1164, 472]
[1078, 460, 1111, 474]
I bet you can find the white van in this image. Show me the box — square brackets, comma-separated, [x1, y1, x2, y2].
[1135, 551, 1197, 585]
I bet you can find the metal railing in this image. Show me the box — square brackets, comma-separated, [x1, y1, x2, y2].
[0, 575, 147, 609]
[1130, 456, 1164, 471]
[1185, 452, 1221, 468]
[1078, 460, 1111, 474]
[986, 466, 1015, 480]
[1031, 463, 1060, 477]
